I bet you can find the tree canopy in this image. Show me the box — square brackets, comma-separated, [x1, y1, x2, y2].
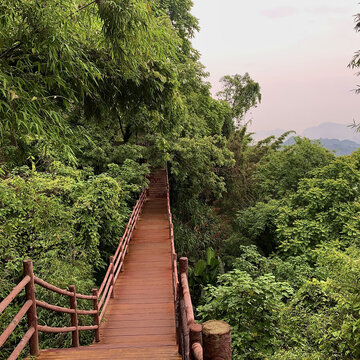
[2, 2, 360, 360]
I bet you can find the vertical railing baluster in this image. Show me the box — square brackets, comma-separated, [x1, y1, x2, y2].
[23, 259, 39, 356]
[69, 285, 79, 347]
[92, 289, 100, 342]
[110, 256, 115, 298]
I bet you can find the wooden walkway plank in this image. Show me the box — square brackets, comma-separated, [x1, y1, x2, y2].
[36, 170, 181, 359]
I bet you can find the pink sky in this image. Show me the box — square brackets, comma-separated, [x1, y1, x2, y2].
[191, 1, 359, 133]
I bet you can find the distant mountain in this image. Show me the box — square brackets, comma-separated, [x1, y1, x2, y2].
[302, 122, 360, 144]
[253, 122, 360, 144]
[283, 137, 360, 156]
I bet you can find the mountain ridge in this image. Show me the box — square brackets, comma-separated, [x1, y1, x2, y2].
[283, 136, 360, 156]
[253, 122, 360, 144]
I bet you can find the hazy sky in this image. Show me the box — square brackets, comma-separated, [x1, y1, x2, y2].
[191, 1, 359, 132]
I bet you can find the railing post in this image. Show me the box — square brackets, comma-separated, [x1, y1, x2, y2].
[69, 285, 79, 347]
[180, 296, 190, 360]
[92, 289, 100, 342]
[190, 323, 203, 360]
[110, 256, 115, 298]
[179, 257, 188, 276]
[179, 258, 190, 359]
[23, 259, 39, 357]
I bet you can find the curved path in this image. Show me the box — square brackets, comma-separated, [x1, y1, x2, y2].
[36, 170, 181, 359]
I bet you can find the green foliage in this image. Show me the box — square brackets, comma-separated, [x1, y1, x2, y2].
[220, 129, 291, 212]
[271, 245, 360, 360]
[235, 199, 281, 255]
[156, 0, 199, 55]
[349, 11, 360, 93]
[192, 248, 220, 282]
[5, 1, 360, 359]
[173, 200, 230, 259]
[0, 162, 145, 270]
[0, 0, 182, 167]
[209, 136, 360, 358]
[0, 161, 148, 356]
[217, 73, 261, 127]
[276, 152, 360, 255]
[230, 138, 335, 254]
[198, 252, 293, 359]
[254, 137, 334, 201]
[189, 248, 221, 302]
[169, 135, 234, 202]
[0, 0, 241, 356]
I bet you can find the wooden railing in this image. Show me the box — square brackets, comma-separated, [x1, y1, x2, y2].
[165, 167, 179, 314]
[178, 258, 203, 360]
[98, 188, 147, 323]
[0, 261, 39, 360]
[164, 167, 203, 360]
[165, 167, 232, 360]
[0, 188, 147, 359]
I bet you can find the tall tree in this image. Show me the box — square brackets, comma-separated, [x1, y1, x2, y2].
[217, 73, 261, 128]
[349, 10, 360, 93]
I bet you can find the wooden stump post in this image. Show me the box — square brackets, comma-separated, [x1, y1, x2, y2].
[179, 257, 188, 275]
[23, 259, 39, 357]
[203, 320, 232, 360]
[69, 285, 79, 347]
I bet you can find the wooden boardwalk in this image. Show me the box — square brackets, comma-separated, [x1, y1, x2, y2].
[36, 170, 181, 359]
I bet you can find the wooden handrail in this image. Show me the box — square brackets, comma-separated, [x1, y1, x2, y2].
[0, 300, 33, 347]
[35, 300, 75, 314]
[36, 324, 99, 333]
[0, 276, 30, 314]
[37, 325, 76, 333]
[34, 277, 73, 297]
[8, 327, 35, 360]
[0, 187, 147, 359]
[98, 274, 113, 309]
[69, 285, 79, 347]
[165, 166, 179, 300]
[98, 265, 112, 296]
[178, 257, 203, 360]
[177, 259, 232, 359]
[99, 285, 113, 322]
[165, 166, 181, 354]
[1, 172, 231, 359]
[76, 293, 98, 301]
[165, 166, 232, 360]
[34, 276, 97, 300]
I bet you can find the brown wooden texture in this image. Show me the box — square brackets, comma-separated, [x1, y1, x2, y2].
[178, 257, 204, 360]
[69, 285, 79, 348]
[24, 259, 39, 357]
[202, 320, 232, 360]
[0, 276, 30, 314]
[92, 288, 100, 342]
[36, 169, 181, 359]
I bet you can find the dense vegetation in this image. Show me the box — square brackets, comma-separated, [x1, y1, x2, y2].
[1, 1, 360, 359]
